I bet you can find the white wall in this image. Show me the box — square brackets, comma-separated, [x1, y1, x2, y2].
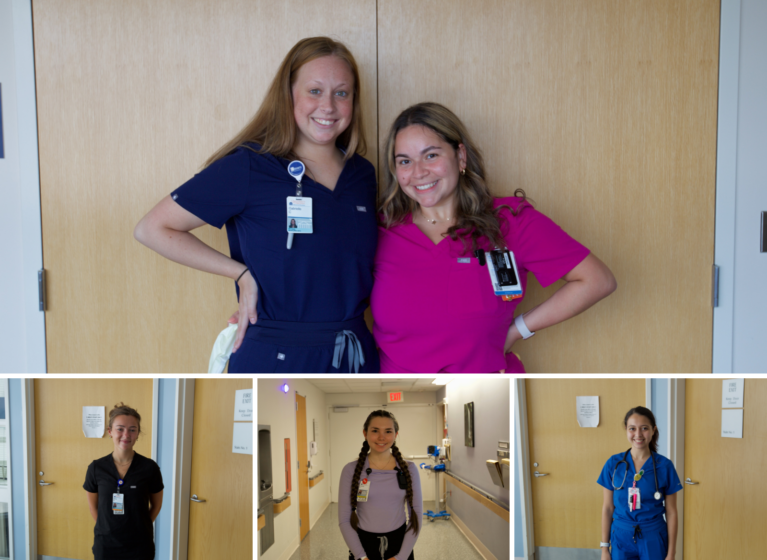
[731, 0, 767, 372]
[0, 0, 45, 373]
[257, 379, 330, 560]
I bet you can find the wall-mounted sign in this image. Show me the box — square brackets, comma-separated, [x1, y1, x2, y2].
[722, 378, 744, 408]
[82, 406, 105, 438]
[388, 391, 403, 403]
[576, 396, 600, 428]
[232, 422, 253, 454]
[234, 388, 253, 421]
[722, 409, 743, 438]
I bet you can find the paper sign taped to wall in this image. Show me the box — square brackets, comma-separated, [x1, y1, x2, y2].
[232, 422, 253, 454]
[721, 409, 743, 438]
[722, 378, 744, 408]
[234, 388, 253, 421]
[576, 396, 599, 427]
[83, 406, 105, 438]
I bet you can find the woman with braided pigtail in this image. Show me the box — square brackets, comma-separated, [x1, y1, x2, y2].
[339, 410, 422, 560]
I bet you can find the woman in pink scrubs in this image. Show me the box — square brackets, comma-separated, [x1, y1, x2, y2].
[371, 102, 617, 373]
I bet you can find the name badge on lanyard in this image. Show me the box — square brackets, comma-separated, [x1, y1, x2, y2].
[357, 477, 371, 502]
[484, 249, 523, 301]
[113, 479, 125, 515]
[286, 161, 312, 249]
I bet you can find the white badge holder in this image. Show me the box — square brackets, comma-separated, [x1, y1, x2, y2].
[357, 477, 371, 502]
[286, 161, 312, 249]
[112, 492, 125, 515]
[628, 487, 641, 511]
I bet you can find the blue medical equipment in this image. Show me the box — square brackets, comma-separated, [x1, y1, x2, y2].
[420, 446, 451, 522]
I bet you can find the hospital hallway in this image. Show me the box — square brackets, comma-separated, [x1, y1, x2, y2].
[288, 501, 487, 560]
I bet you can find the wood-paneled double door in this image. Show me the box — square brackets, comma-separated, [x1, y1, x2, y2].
[33, 0, 719, 372]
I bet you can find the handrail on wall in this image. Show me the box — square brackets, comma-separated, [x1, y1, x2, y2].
[445, 471, 510, 522]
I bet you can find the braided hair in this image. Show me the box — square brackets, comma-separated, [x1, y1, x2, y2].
[349, 410, 419, 535]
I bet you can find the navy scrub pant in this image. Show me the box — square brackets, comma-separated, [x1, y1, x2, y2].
[610, 518, 669, 560]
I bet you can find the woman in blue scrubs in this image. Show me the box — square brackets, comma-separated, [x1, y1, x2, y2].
[135, 37, 379, 373]
[597, 407, 683, 560]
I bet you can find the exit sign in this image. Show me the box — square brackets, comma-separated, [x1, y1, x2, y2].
[388, 391, 404, 403]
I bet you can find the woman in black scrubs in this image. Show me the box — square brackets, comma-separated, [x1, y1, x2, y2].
[84, 403, 164, 560]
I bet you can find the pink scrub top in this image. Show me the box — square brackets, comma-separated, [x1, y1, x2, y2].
[371, 197, 590, 373]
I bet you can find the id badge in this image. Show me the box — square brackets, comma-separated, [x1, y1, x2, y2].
[486, 249, 523, 300]
[287, 196, 313, 233]
[628, 487, 641, 511]
[357, 477, 371, 502]
[112, 493, 125, 515]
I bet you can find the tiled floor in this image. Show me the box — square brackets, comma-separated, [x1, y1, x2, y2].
[288, 501, 486, 560]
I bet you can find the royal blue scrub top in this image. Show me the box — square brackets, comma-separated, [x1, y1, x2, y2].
[597, 451, 683, 524]
[170, 144, 378, 372]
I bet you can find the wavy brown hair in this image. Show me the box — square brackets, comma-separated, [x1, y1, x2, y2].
[108, 402, 142, 433]
[349, 410, 419, 535]
[380, 102, 529, 255]
[205, 36, 366, 167]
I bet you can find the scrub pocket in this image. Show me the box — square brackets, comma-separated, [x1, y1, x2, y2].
[447, 261, 501, 316]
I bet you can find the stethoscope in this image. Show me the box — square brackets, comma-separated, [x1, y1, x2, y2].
[611, 448, 663, 500]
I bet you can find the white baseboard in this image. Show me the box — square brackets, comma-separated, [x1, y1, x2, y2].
[446, 505, 498, 560]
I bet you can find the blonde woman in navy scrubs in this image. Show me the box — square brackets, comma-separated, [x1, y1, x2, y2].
[597, 407, 683, 560]
[135, 37, 378, 373]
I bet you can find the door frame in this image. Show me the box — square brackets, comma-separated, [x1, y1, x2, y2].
[5, 0, 47, 373]
[20, 378, 160, 560]
[712, 0, 742, 373]
[515, 379, 684, 560]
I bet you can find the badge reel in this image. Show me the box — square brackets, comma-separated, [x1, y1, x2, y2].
[286, 160, 313, 249]
[113, 479, 125, 515]
[479, 248, 523, 301]
[628, 472, 642, 512]
[357, 476, 371, 503]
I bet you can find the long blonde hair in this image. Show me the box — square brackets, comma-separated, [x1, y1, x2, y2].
[379, 102, 528, 254]
[205, 37, 366, 167]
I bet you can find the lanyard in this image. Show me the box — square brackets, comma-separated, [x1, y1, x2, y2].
[286, 160, 310, 249]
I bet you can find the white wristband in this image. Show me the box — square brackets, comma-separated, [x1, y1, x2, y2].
[515, 314, 535, 339]
[600, 541, 611, 548]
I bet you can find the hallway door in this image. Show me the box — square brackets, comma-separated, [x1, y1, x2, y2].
[31, 0, 377, 372]
[188, 378, 253, 560]
[296, 393, 310, 541]
[526, 379, 644, 552]
[34, 379, 153, 560]
[683, 379, 767, 558]
[378, 0, 720, 372]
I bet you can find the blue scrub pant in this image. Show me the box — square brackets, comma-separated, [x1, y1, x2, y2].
[229, 315, 380, 373]
[610, 518, 668, 560]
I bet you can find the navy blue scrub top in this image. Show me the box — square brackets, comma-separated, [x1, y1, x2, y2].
[171, 145, 378, 323]
[597, 451, 683, 524]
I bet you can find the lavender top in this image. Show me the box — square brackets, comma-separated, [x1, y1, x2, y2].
[338, 457, 423, 560]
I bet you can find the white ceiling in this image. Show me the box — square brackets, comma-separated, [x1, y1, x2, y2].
[306, 378, 444, 393]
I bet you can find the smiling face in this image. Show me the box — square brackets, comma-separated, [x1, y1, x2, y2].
[291, 55, 354, 151]
[393, 124, 467, 212]
[364, 416, 398, 454]
[625, 414, 656, 451]
[108, 415, 140, 452]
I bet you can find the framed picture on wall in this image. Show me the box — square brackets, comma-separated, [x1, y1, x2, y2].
[464, 402, 474, 447]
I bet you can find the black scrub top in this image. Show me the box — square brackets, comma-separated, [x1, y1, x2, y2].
[83, 453, 164, 560]
[170, 144, 379, 323]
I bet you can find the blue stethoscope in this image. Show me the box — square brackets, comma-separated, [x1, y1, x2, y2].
[611, 448, 663, 500]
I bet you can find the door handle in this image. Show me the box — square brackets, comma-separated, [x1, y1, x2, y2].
[39, 479, 54, 486]
[534, 471, 549, 478]
[685, 478, 699, 485]
[191, 494, 207, 503]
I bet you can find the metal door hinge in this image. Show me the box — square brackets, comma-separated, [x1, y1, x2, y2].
[712, 265, 720, 308]
[38, 269, 46, 311]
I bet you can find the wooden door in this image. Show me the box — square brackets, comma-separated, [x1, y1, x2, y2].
[526, 379, 644, 550]
[378, 0, 720, 372]
[296, 393, 310, 541]
[684, 379, 767, 558]
[188, 378, 253, 560]
[34, 379, 153, 560]
[32, 0, 378, 372]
